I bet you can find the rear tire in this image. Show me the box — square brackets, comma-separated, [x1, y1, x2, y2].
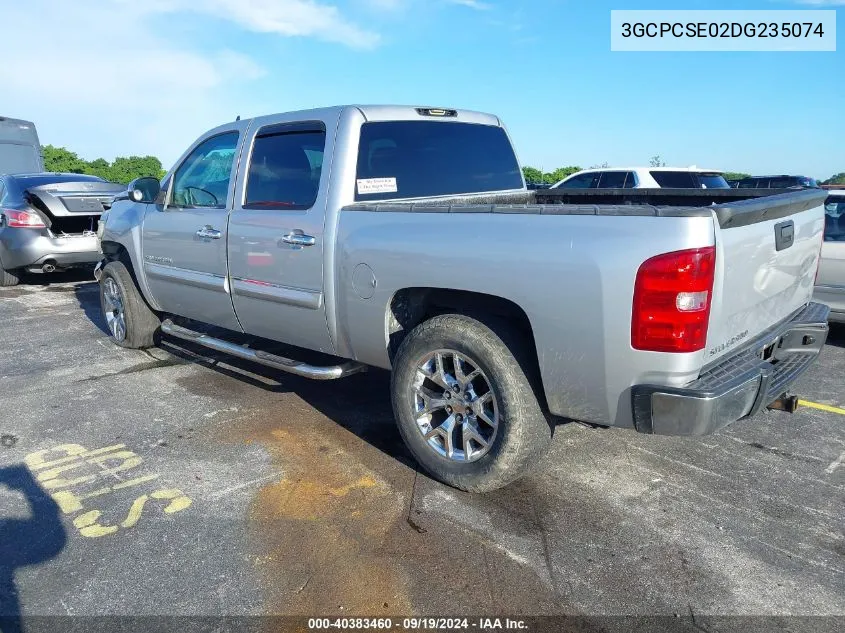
[99, 260, 160, 349]
[0, 267, 20, 287]
[391, 313, 552, 492]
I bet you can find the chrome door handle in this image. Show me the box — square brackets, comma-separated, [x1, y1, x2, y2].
[281, 232, 316, 247]
[196, 225, 222, 240]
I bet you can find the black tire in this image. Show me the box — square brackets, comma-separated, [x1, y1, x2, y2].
[99, 260, 160, 349]
[391, 313, 552, 492]
[0, 267, 20, 287]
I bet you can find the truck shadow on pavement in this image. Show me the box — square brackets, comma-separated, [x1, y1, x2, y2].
[73, 282, 110, 337]
[826, 323, 844, 348]
[0, 465, 67, 633]
[159, 336, 417, 469]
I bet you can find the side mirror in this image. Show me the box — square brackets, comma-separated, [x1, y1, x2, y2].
[127, 177, 161, 204]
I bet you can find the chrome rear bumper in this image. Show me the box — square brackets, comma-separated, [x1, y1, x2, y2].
[632, 302, 830, 436]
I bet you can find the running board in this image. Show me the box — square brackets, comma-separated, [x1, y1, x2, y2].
[160, 319, 366, 381]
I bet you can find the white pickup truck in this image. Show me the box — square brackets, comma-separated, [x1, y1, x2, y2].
[96, 105, 830, 492]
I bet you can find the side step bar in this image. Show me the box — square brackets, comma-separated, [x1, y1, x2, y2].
[160, 319, 366, 381]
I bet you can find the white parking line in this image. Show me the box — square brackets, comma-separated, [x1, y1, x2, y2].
[825, 451, 845, 475]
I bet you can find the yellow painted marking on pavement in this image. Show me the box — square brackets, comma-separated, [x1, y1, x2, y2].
[74, 510, 119, 538]
[24, 442, 193, 539]
[152, 489, 193, 514]
[798, 400, 845, 416]
[25, 444, 126, 471]
[53, 474, 162, 513]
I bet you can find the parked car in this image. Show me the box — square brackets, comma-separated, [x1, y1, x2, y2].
[551, 167, 730, 189]
[0, 173, 124, 286]
[736, 175, 819, 189]
[96, 105, 829, 492]
[815, 192, 845, 323]
[526, 182, 551, 190]
[0, 116, 43, 175]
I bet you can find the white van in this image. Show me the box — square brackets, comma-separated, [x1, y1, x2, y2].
[0, 116, 44, 175]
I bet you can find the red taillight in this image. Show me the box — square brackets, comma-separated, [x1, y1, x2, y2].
[632, 246, 716, 353]
[3, 209, 46, 228]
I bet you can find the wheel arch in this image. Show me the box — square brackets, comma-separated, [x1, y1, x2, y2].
[385, 287, 544, 404]
[100, 240, 161, 312]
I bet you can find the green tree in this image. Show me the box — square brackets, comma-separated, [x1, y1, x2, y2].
[823, 172, 845, 185]
[722, 172, 751, 181]
[522, 166, 544, 183]
[649, 155, 666, 167]
[40, 145, 166, 183]
[108, 155, 166, 184]
[84, 158, 112, 181]
[544, 166, 582, 184]
[42, 145, 86, 174]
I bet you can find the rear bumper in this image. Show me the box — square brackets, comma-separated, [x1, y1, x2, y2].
[632, 302, 830, 436]
[814, 285, 845, 324]
[0, 229, 100, 269]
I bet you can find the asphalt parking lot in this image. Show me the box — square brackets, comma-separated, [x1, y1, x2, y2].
[0, 273, 843, 630]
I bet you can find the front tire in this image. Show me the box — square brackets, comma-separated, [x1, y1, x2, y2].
[0, 267, 20, 287]
[391, 314, 552, 492]
[99, 260, 160, 348]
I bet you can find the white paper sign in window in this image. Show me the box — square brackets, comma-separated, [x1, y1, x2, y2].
[357, 177, 398, 195]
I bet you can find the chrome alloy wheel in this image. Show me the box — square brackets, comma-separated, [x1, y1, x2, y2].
[102, 277, 127, 342]
[412, 350, 500, 462]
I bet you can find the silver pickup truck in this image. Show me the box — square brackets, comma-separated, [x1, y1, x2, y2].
[96, 105, 830, 492]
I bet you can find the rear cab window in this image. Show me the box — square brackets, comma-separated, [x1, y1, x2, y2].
[354, 121, 522, 201]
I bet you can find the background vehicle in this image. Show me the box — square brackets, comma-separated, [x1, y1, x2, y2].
[737, 175, 819, 189]
[816, 192, 845, 323]
[0, 116, 43, 175]
[0, 173, 124, 286]
[551, 167, 730, 189]
[97, 105, 828, 492]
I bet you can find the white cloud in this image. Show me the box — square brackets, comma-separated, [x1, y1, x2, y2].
[0, 0, 379, 166]
[446, 0, 492, 10]
[130, 0, 381, 50]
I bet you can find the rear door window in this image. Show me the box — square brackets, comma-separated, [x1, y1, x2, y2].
[770, 177, 798, 188]
[244, 122, 326, 210]
[558, 172, 601, 188]
[597, 171, 627, 188]
[623, 172, 638, 188]
[354, 121, 522, 201]
[650, 171, 696, 188]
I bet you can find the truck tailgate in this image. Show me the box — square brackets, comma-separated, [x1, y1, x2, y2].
[705, 189, 828, 365]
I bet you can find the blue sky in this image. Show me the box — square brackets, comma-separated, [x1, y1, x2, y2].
[1, 0, 842, 179]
